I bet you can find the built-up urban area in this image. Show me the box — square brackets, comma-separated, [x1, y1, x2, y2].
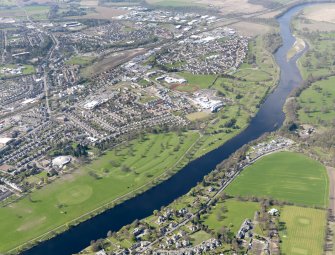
[0, 5, 249, 211]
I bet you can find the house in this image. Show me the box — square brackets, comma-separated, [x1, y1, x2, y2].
[268, 208, 280, 216]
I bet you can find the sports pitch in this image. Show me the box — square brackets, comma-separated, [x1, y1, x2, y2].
[280, 205, 327, 255]
[226, 151, 328, 207]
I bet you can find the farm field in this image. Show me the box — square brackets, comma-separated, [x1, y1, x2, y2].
[297, 76, 335, 126]
[231, 21, 271, 36]
[280, 206, 327, 255]
[203, 199, 259, 234]
[69, 6, 127, 20]
[302, 4, 335, 24]
[0, 5, 50, 18]
[146, 0, 204, 7]
[225, 151, 328, 207]
[0, 132, 199, 253]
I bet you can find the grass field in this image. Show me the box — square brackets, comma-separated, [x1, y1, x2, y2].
[234, 68, 271, 82]
[226, 152, 328, 207]
[66, 55, 95, 66]
[293, 11, 335, 79]
[203, 199, 259, 234]
[297, 76, 335, 126]
[186, 111, 211, 121]
[0, 64, 35, 77]
[280, 206, 327, 255]
[0, 132, 199, 253]
[171, 83, 200, 93]
[177, 72, 217, 89]
[189, 230, 212, 245]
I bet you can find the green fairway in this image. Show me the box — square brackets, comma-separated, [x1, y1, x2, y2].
[226, 152, 328, 207]
[0, 132, 199, 253]
[298, 76, 335, 126]
[280, 206, 326, 255]
[203, 199, 259, 234]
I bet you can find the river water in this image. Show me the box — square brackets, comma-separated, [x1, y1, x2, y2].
[21, 4, 308, 255]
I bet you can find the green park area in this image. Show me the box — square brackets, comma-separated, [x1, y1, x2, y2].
[177, 72, 217, 89]
[293, 19, 335, 80]
[226, 151, 328, 207]
[203, 199, 259, 233]
[0, 64, 35, 77]
[186, 36, 278, 158]
[0, 132, 199, 253]
[189, 230, 212, 245]
[280, 206, 327, 255]
[66, 55, 95, 66]
[297, 76, 335, 126]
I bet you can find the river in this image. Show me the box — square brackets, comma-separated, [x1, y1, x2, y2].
[21, 4, 308, 255]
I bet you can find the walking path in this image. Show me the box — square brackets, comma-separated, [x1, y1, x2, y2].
[327, 167, 335, 216]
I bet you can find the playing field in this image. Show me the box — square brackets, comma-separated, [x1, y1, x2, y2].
[203, 199, 259, 233]
[0, 132, 199, 253]
[280, 205, 327, 255]
[226, 152, 328, 207]
[65, 55, 94, 66]
[177, 72, 217, 89]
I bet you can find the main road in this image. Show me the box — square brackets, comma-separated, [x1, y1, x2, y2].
[21, 3, 311, 255]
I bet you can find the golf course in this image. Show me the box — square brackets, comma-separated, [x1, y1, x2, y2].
[0, 132, 199, 253]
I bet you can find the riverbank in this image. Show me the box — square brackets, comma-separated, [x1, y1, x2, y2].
[15, 2, 313, 255]
[0, 15, 283, 255]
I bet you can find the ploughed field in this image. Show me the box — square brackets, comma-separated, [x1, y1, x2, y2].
[225, 151, 328, 207]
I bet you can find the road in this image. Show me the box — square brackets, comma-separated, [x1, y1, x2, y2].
[1, 30, 7, 64]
